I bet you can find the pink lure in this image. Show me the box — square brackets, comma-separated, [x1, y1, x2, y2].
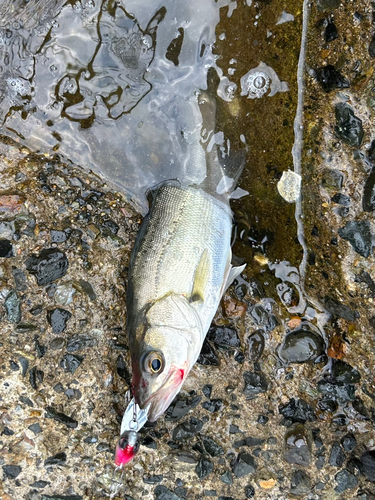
[114, 431, 140, 466]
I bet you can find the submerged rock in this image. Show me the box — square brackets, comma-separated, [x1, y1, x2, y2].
[316, 65, 349, 92]
[325, 20, 338, 42]
[26, 248, 69, 286]
[207, 325, 241, 348]
[335, 103, 364, 148]
[243, 371, 268, 399]
[197, 339, 220, 366]
[284, 423, 312, 466]
[279, 329, 324, 363]
[247, 330, 265, 362]
[338, 220, 373, 258]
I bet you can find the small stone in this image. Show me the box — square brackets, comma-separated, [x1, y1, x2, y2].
[317, 380, 355, 403]
[257, 415, 269, 425]
[321, 169, 343, 190]
[4, 290, 21, 323]
[220, 471, 233, 484]
[279, 398, 316, 424]
[67, 335, 95, 352]
[0, 193, 24, 213]
[60, 354, 84, 374]
[44, 452, 67, 466]
[50, 338, 65, 350]
[361, 451, 375, 481]
[41, 495, 82, 500]
[234, 436, 265, 448]
[54, 284, 76, 306]
[25, 248, 69, 286]
[363, 166, 375, 212]
[143, 475, 163, 484]
[29, 366, 44, 389]
[316, 65, 349, 92]
[20, 395, 34, 406]
[47, 308, 72, 334]
[197, 339, 220, 366]
[173, 417, 203, 440]
[277, 170, 301, 203]
[247, 330, 265, 362]
[31, 480, 50, 488]
[341, 434, 356, 452]
[45, 407, 78, 428]
[369, 34, 375, 58]
[142, 436, 157, 449]
[9, 360, 19, 371]
[12, 268, 27, 291]
[244, 485, 255, 498]
[50, 230, 69, 243]
[331, 193, 350, 207]
[324, 297, 355, 321]
[335, 103, 364, 148]
[325, 20, 338, 42]
[279, 329, 324, 363]
[195, 458, 214, 479]
[18, 356, 29, 376]
[231, 452, 257, 478]
[290, 470, 311, 495]
[284, 423, 312, 466]
[249, 304, 278, 331]
[222, 296, 247, 318]
[335, 469, 358, 493]
[332, 360, 361, 384]
[329, 441, 346, 467]
[116, 354, 131, 383]
[201, 399, 223, 413]
[2, 464, 22, 479]
[243, 371, 268, 399]
[0, 239, 13, 258]
[338, 220, 373, 258]
[28, 423, 42, 435]
[201, 436, 224, 457]
[316, 0, 340, 10]
[202, 385, 212, 398]
[207, 325, 241, 348]
[77, 279, 96, 301]
[165, 395, 201, 421]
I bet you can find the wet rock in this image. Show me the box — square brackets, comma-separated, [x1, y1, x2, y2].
[335, 103, 364, 148]
[244, 485, 255, 498]
[197, 339, 220, 366]
[361, 451, 375, 481]
[173, 417, 203, 440]
[243, 371, 268, 399]
[331, 192, 350, 207]
[316, 0, 340, 10]
[329, 441, 345, 467]
[277, 170, 302, 203]
[279, 329, 324, 363]
[369, 34, 375, 58]
[316, 65, 349, 92]
[47, 308, 72, 334]
[25, 248, 69, 286]
[332, 360, 361, 384]
[4, 290, 21, 323]
[29, 367, 44, 390]
[278, 398, 316, 424]
[231, 452, 257, 478]
[207, 325, 241, 348]
[67, 335, 95, 352]
[321, 168, 343, 190]
[60, 354, 84, 374]
[201, 436, 224, 457]
[195, 458, 214, 479]
[335, 469, 358, 493]
[12, 268, 27, 291]
[290, 470, 311, 496]
[324, 297, 355, 321]
[325, 20, 338, 42]
[44, 452, 67, 466]
[2, 464, 22, 478]
[249, 304, 278, 332]
[341, 434, 357, 452]
[220, 471, 233, 484]
[338, 220, 373, 258]
[202, 385, 212, 398]
[317, 380, 355, 403]
[0, 239, 13, 258]
[201, 398, 223, 413]
[363, 167, 375, 212]
[165, 395, 201, 421]
[45, 407, 78, 428]
[247, 330, 265, 362]
[284, 423, 312, 466]
[28, 423, 42, 435]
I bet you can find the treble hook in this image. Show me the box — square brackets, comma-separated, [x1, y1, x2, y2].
[109, 464, 125, 499]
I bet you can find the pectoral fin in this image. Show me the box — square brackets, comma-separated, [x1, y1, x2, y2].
[220, 252, 246, 298]
[191, 249, 211, 303]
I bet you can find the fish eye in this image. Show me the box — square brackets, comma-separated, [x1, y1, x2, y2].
[145, 351, 164, 375]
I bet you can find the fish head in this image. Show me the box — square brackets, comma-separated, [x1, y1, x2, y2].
[131, 326, 191, 422]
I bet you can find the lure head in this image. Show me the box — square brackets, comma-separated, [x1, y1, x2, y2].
[114, 431, 141, 466]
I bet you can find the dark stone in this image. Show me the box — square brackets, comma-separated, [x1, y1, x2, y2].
[229, 424, 242, 433]
[244, 485, 255, 498]
[197, 339, 220, 366]
[257, 415, 269, 425]
[331, 192, 350, 206]
[325, 20, 338, 42]
[353, 397, 370, 419]
[249, 304, 278, 332]
[50, 338, 65, 350]
[44, 452, 67, 466]
[2, 426, 14, 436]
[47, 308, 72, 334]
[18, 356, 29, 376]
[201, 436, 224, 457]
[100, 219, 119, 235]
[20, 396, 34, 407]
[195, 458, 214, 479]
[165, 395, 201, 421]
[35, 338, 47, 358]
[50, 230, 69, 243]
[78, 279, 96, 301]
[29, 367, 44, 389]
[231, 452, 257, 478]
[67, 335, 96, 352]
[15, 322, 37, 333]
[28, 423, 42, 435]
[341, 434, 356, 452]
[2, 464, 22, 478]
[207, 325, 241, 348]
[332, 360, 361, 384]
[143, 475, 163, 484]
[355, 271, 375, 295]
[234, 436, 265, 448]
[369, 33, 375, 58]
[324, 297, 355, 321]
[284, 423, 311, 466]
[220, 471, 233, 484]
[335, 103, 364, 148]
[316, 0, 340, 10]
[316, 65, 349, 92]
[173, 417, 203, 440]
[31, 480, 50, 488]
[329, 441, 345, 467]
[142, 436, 157, 449]
[45, 407, 78, 428]
[116, 354, 131, 384]
[4, 290, 21, 323]
[234, 351, 245, 364]
[321, 168, 343, 190]
[361, 450, 375, 481]
[201, 398, 223, 413]
[363, 166, 375, 212]
[247, 330, 265, 362]
[243, 371, 268, 399]
[60, 354, 84, 374]
[0, 239, 13, 258]
[25, 248, 69, 286]
[279, 398, 316, 424]
[317, 380, 356, 403]
[218, 498, 234, 500]
[290, 470, 311, 495]
[9, 360, 19, 371]
[202, 385, 212, 398]
[335, 469, 358, 493]
[338, 220, 373, 258]
[30, 305, 43, 316]
[279, 329, 324, 363]
[12, 268, 27, 291]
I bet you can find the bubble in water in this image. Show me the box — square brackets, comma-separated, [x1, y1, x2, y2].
[240, 62, 289, 100]
[245, 71, 270, 98]
[141, 35, 152, 49]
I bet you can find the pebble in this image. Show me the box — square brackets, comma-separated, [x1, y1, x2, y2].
[341, 433, 356, 452]
[222, 296, 247, 318]
[249, 304, 278, 331]
[195, 458, 214, 479]
[28, 423, 42, 435]
[18, 356, 29, 376]
[197, 339, 220, 366]
[283, 423, 312, 466]
[0, 239, 14, 258]
[50, 230, 69, 243]
[47, 308, 72, 334]
[143, 475, 163, 484]
[29, 366, 44, 390]
[243, 371, 268, 399]
[54, 284, 76, 306]
[331, 192, 350, 207]
[363, 166, 375, 212]
[12, 268, 27, 291]
[329, 441, 346, 467]
[321, 168, 343, 190]
[201, 398, 223, 413]
[234, 436, 265, 448]
[220, 471, 233, 484]
[277, 170, 301, 203]
[244, 485, 255, 498]
[247, 330, 265, 362]
[361, 451, 375, 481]
[335, 103, 364, 148]
[278, 398, 316, 424]
[290, 470, 311, 495]
[316, 0, 340, 10]
[335, 469, 358, 493]
[25, 248, 69, 286]
[30, 480, 50, 488]
[200, 436, 224, 457]
[44, 452, 67, 466]
[279, 329, 324, 363]
[369, 34, 375, 58]
[317, 380, 355, 403]
[165, 395, 201, 421]
[2, 464, 22, 479]
[332, 359, 361, 384]
[172, 417, 203, 440]
[45, 406, 78, 428]
[338, 220, 373, 258]
[231, 452, 257, 478]
[4, 290, 21, 323]
[50, 338, 65, 350]
[67, 334, 95, 352]
[325, 20, 338, 42]
[202, 385, 212, 398]
[324, 297, 355, 321]
[207, 325, 241, 348]
[116, 354, 131, 383]
[60, 354, 84, 374]
[40, 495, 83, 500]
[316, 65, 349, 92]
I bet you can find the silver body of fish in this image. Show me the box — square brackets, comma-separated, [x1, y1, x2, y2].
[127, 181, 244, 422]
